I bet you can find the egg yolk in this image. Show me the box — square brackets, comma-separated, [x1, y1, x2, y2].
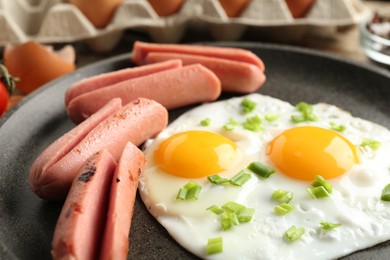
[267, 126, 359, 180]
[155, 131, 238, 178]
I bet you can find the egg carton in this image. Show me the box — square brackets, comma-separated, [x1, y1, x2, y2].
[0, 0, 369, 51]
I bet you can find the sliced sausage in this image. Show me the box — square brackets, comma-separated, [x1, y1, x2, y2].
[29, 98, 122, 198]
[65, 59, 182, 106]
[100, 142, 146, 260]
[67, 64, 221, 124]
[51, 149, 117, 260]
[132, 41, 265, 71]
[145, 52, 266, 93]
[31, 98, 168, 200]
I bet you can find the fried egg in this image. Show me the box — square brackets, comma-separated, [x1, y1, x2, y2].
[139, 93, 390, 259]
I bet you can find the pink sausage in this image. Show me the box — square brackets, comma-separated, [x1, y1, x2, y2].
[29, 98, 122, 199]
[67, 64, 221, 124]
[31, 98, 168, 200]
[145, 52, 266, 93]
[100, 142, 146, 260]
[65, 59, 182, 106]
[51, 150, 117, 260]
[132, 41, 265, 71]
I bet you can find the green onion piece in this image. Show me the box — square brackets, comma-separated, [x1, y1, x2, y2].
[311, 175, 332, 194]
[284, 226, 305, 243]
[274, 203, 295, 215]
[329, 122, 346, 132]
[320, 221, 342, 230]
[176, 181, 202, 200]
[265, 113, 279, 122]
[223, 117, 240, 131]
[207, 237, 223, 255]
[295, 102, 313, 114]
[272, 190, 293, 204]
[381, 183, 390, 201]
[222, 201, 246, 214]
[229, 170, 251, 186]
[243, 115, 263, 132]
[307, 186, 330, 199]
[176, 188, 188, 200]
[247, 162, 275, 178]
[221, 212, 239, 231]
[207, 205, 224, 215]
[207, 174, 229, 185]
[241, 98, 257, 114]
[237, 207, 255, 223]
[200, 117, 211, 126]
[361, 138, 381, 151]
[291, 101, 318, 123]
[291, 115, 305, 123]
[304, 112, 318, 122]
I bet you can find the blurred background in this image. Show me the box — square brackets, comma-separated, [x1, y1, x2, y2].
[0, 0, 389, 114]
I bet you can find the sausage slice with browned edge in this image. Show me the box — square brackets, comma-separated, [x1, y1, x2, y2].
[132, 41, 265, 71]
[67, 64, 221, 124]
[144, 52, 266, 93]
[51, 149, 117, 260]
[100, 142, 146, 260]
[29, 98, 122, 199]
[30, 98, 168, 200]
[65, 59, 182, 106]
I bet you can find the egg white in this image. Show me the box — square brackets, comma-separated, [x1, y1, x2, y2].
[139, 93, 390, 259]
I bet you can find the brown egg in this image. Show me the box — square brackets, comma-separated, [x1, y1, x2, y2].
[218, 0, 251, 18]
[69, 0, 123, 28]
[285, 0, 315, 18]
[147, 0, 184, 17]
[3, 41, 76, 94]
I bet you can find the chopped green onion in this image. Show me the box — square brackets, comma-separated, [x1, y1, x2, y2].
[243, 115, 263, 132]
[305, 112, 318, 122]
[320, 221, 342, 230]
[207, 237, 223, 255]
[291, 101, 318, 123]
[265, 113, 279, 122]
[208, 174, 229, 185]
[207, 205, 224, 215]
[307, 186, 330, 199]
[291, 115, 305, 123]
[222, 201, 246, 214]
[176, 181, 202, 200]
[221, 212, 239, 230]
[296, 102, 313, 114]
[247, 162, 275, 178]
[229, 170, 251, 186]
[200, 117, 211, 126]
[329, 122, 346, 132]
[272, 190, 293, 204]
[209, 201, 255, 231]
[284, 226, 305, 243]
[241, 98, 257, 114]
[311, 175, 332, 194]
[381, 183, 390, 201]
[361, 138, 381, 151]
[274, 203, 295, 215]
[237, 207, 255, 223]
[223, 117, 240, 131]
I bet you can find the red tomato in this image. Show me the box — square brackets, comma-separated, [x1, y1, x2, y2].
[0, 64, 15, 116]
[0, 82, 8, 116]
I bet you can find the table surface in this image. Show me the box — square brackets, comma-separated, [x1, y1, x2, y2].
[2, 0, 390, 113]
